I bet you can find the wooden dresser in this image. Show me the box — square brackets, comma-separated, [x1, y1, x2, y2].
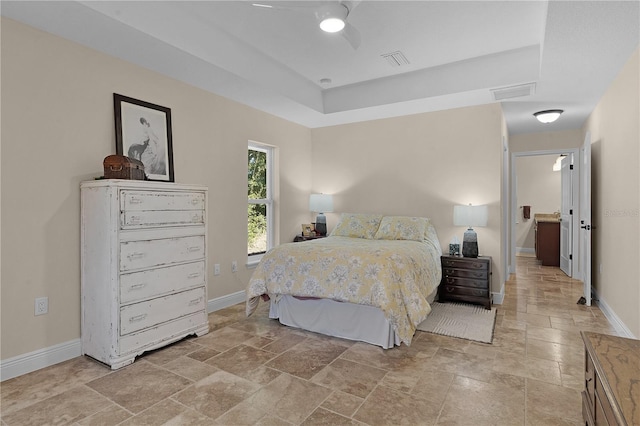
[438, 255, 492, 309]
[81, 180, 209, 369]
[581, 331, 640, 426]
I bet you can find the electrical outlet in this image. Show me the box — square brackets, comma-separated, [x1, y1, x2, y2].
[232, 261, 238, 273]
[214, 264, 220, 276]
[35, 297, 48, 316]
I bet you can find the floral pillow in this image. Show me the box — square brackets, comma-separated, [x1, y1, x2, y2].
[374, 216, 427, 241]
[423, 219, 443, 255]
[330, 213, 384, 239]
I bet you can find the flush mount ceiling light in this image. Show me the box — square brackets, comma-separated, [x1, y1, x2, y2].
[534, 109, 564, 124]
[318, 3, 348, 33]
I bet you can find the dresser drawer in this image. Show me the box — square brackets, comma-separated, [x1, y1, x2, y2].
[120, 235, 204, 272]
[120, 261, 205, 304]
[443, 268, 488, 280]
[585, 353, 595, 406]
[119, 310, 208, 355]
[120, 287, 206, 335]
[442, 276, 488, 289]
[121, 190, 205, 212]
[440, 284, 489, 298]
[442, 257, 489, 270]
[121, 210, 204, 229]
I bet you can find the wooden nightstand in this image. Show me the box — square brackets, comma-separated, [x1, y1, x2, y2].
[438, 255, 492, 309]
[293, 234, 326, 242]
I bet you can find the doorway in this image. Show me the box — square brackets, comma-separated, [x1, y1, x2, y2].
[509, 148, 580, 279]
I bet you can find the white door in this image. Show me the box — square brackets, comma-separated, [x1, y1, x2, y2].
[580, 133, 592, 306]
[560, 155, 573, 276]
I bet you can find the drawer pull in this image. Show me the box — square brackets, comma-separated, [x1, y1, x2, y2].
[187, 272, 201, 279]
[129, 314, 147, 323]
[190, 199, 200, 205]
[187, 246, 201, 253]
[129, 198, 142, 204]
[446, 287, 455, 292]
[130, 216, 141, 223]
[471, 263, 484, 269]
[188, 297, 203, 306]
[192, 214, 201, 221]
[127, 252, 145, 260]
[445, 269, 455, 275]
[446, 278, 456, 284]
[130, 283, 147, 290]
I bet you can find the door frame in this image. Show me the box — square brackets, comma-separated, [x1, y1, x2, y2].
[509, 148, 581, 278]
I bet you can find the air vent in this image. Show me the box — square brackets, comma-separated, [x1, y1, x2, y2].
[381, 51, 410, 68]
[491, 83, 536, 101]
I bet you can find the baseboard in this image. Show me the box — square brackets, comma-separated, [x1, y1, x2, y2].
[1, 291, 248, 382]
[1, 339, 81, 382]
[593, 291, 636, 339]
[207, 290, 246, 313]
[516, 247, 535, 256]
[492, 281, 505, 305]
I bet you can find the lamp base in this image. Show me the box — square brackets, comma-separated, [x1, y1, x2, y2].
[462, 227, 479, 258]
[315, 213, 327, 236]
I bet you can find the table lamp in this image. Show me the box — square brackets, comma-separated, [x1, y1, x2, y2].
[309, 194, 333, 236]
[453, 204, 488, 258]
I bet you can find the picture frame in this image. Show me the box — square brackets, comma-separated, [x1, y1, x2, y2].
[301, 224, 312, 237]
[114, 93, 174, 182]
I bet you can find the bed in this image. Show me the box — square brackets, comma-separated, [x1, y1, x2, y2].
[246, 214, 442, 348]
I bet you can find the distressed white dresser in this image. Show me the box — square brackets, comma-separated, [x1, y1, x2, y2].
[81, 179, 209, 369]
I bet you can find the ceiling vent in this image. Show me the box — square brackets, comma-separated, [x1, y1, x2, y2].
[491, 82, 536, 101]
[381, 51, 410, 68]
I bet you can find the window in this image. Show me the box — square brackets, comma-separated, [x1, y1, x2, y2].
[248, 142, 273, 261]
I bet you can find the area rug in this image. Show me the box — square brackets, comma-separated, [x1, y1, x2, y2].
[416, 302, 497, 344]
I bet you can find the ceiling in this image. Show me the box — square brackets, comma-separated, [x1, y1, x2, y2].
[2, 1, 638, 134]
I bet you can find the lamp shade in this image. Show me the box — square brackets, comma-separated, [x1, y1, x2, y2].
[309, 194, 333, 213]
[453, 204, 488, 227]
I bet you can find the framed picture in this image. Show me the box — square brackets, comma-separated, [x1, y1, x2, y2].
[114, 93, 174, 182]
[301, 224, 312, 237]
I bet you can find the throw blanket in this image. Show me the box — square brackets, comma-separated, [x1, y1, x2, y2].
[246, 236, 442, 345]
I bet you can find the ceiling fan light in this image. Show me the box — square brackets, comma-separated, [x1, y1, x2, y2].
[534, 109, 564, 124]
[320, 17, 345, 33]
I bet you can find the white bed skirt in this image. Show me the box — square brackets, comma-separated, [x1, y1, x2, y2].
[269, 295, 401, 349]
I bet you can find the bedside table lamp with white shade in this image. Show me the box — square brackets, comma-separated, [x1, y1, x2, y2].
[309, 193, 333, 236]
[453, 204, 488, 258]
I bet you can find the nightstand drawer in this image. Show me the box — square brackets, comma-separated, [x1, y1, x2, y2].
[442, 276, 487, 289]
[440, 285, 489, 298]
[443, 268, 488, 280]
[442, 257, 489, 270]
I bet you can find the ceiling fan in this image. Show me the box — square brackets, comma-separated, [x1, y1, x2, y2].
[251, 1, 362, 50]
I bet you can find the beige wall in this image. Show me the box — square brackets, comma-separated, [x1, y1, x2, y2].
[510, 129, 584, 153]
[583, 48, 639, 337]
[515, 155, 561, 250]
[310, 104, 505, 293]
[0, 18, 312, 359]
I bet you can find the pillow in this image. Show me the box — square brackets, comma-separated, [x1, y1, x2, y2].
[423, 218, 443, 255]
[330, 213, 383, 239]
[374, 216, 427, 241]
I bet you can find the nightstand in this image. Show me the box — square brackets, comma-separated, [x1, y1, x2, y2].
[293, 234, 326, 242]
[438, 255, 492, 309]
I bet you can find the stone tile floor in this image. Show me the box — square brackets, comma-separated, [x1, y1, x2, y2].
[1, 257, 619, 425]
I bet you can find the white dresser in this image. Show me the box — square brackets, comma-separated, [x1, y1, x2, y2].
[81, 179, 209, 369]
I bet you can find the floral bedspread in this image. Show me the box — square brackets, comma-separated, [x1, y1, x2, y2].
[246, 236, 442, 345]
